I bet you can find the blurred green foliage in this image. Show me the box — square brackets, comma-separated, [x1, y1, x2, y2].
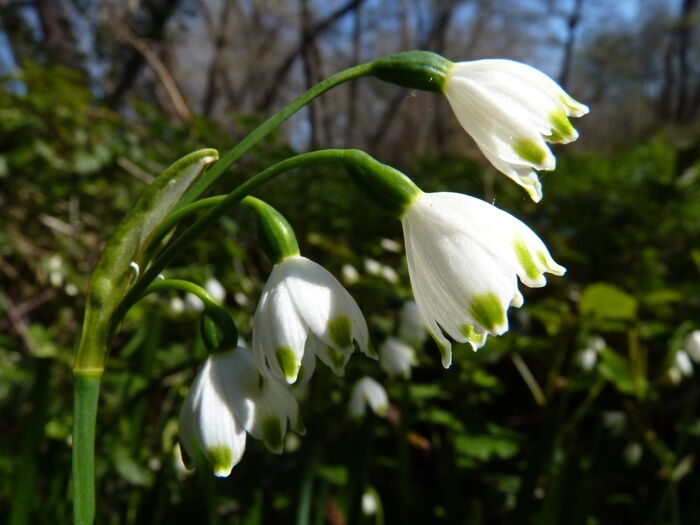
[2, 64, 700, 525]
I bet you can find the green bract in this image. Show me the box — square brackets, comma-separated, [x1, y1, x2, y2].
[370, 50, 453, 94]
[245, 197, 300, 264]
[75, 149, 218, 371]
[343, 151, 421, 218]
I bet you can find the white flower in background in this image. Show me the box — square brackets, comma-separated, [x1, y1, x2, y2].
[576, 335, 605, 371]
[168, 296, 186, 315]
[349, 377, 389, 418]
[398, 301, 427, 347]
[623, 442, 643, 467]
[363, 258, 399, 284]
[47, 254, 65, 287]
[401, 191, 565, 367]
[602, 411, 626, 435]
[234, 292, 249, 306]
[205, 277, 226, 304]
[179, 348, 303, 477]
[341, 263, 360, 285]
[668, 350, 693, 384]
[444, 59, 588, 202]
[682, 330, 700, 362]
[253, 255, 371, 385]
[379, 337, 416, 379]
[364, 258, 382, 276]
[184, 293, 205, 312]
[184, 278, 226, 312]
[380, 238, 402, 253]
[380, 265, 399, 284]
[362, 491, 379, 516]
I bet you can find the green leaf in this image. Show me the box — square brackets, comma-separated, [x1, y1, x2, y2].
[579, 283, 637, 321]
[454, 426, 520, 463]
[597, 349, 637, 395]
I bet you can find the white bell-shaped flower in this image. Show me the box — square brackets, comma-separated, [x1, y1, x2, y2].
[401, 191, 565, 367]
[379, 337, 416, 379]
[682, 330, 700, 363]
[349, 377, 389, 418]
[253, 255, 371, 385]
[444, 59, 588, 202]
[179, 347, 303, 477]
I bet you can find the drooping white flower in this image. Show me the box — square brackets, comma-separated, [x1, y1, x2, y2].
[576, 335, 605, 371]
[253, 255, 371, 385]
[444, 59, 588, 202]
[379, 337, 416, 379]
[398, 300, 427, 347]
[349, 376, 389, 418]
[682, 330, 700, 362]
[668, 350, 693, 384]
[179, 348, 302, 477]
[401, 191, 565, 367]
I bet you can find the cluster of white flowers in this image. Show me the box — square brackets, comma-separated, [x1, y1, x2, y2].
[178, 55, 586, 477]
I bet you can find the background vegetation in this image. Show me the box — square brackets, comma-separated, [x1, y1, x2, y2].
[2, 0, 700, 523]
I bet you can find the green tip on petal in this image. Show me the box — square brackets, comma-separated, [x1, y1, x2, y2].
[545, 108, 576, 143]
[262, 416, 283, 453]
[469, 293, 506, 333]
[293, 406, 306, 435]
[364, 339, 378, 360]
[328, 316, 353, 349]
[374, 404, 388, 417]
[514, 238, 541, 281]
[275, 346, 299, 382]
[538, 251, 566, 275]
[207, 446, 234, 477]
[514, 137, 548, 167]
[294, 364, 305, 386]
[326, 346, 348, 373]
[427, 329, 452, 368]
[179, 442, 195, 470]
[561, 93, 589, 115]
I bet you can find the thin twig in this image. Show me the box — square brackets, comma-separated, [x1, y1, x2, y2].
[106, 19, 192, 123]
[511, 352, 547, 407]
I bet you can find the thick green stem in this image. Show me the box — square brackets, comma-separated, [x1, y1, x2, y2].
[72, 371, 102, 525]
[177, 63, 372, 208]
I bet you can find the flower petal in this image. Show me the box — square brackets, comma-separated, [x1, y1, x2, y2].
[281, 256, 370, 355]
